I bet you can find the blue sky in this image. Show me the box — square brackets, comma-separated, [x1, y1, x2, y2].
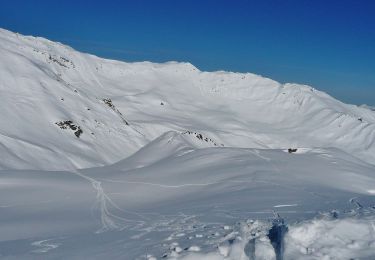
[1, 0, 374, 105]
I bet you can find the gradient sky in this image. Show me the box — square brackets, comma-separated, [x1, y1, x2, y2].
[1, 0, 374, 105]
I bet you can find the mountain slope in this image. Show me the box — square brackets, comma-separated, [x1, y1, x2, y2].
[1, 28, 375, 259]
[0, 28, 375, 171]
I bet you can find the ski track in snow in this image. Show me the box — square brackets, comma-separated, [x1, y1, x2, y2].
[70, 170, 147, 233]
[98, 178, 269, 189]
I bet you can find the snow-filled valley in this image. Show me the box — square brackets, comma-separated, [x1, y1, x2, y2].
[0, 28, 375, 259]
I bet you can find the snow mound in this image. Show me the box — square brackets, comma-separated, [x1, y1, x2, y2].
[106, 130, 222, 171]
[285, 214, 375, 259]
[177, 213, 375, 260]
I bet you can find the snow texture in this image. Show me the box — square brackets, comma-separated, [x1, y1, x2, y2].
[0, 28, 375, 259]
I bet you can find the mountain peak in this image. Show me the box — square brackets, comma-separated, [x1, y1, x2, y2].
[0, 28, 374, 170]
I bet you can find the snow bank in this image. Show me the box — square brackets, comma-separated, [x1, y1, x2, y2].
[285, 214, 375, 259]
[175, 214, 375, 260]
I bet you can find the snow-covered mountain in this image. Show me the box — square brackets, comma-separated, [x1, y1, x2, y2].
[360, 104, 375, 111]
[1, 28, 375, 171]
[1, 28, 375, 259]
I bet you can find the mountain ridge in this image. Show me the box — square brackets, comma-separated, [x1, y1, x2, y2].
[1, 27, 375, 259]
[1, 27, 374, 170]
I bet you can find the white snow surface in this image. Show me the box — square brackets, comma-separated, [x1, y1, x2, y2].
[0, 28, 375, 259]
[1, 28, 375, 170]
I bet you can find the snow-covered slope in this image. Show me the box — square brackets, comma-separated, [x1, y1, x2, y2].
[1, 28, 375, 259]
[1, 28, 375, 171]
[1, 131, 375, 259]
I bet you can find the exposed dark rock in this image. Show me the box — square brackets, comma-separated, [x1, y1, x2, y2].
[102, 98, 114, 109]
[47, 54, 75, 68]
[181, 130, 224, 147]
[74, 128, 83, 138]
[55, 120, 83, 138]
[102, 98, 129, 125]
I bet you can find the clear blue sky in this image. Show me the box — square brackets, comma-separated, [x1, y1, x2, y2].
[1, 0, 374, 105]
